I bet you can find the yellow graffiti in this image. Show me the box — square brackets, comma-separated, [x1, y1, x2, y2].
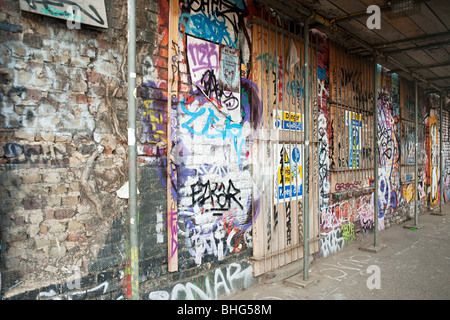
[141, 100, 167, 147]
[403, 184, 415, 204]
[341, 222, 355, 245]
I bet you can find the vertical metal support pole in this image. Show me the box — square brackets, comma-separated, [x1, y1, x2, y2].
[127, 0, 139, 300]
[373, 60, 379, 247]
[440, 93, 443, 213]
[303, 20, 310, 281]
[414, 80, 419, 226]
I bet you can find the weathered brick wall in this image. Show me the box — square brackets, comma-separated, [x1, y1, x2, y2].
[0, 0, 131, 299]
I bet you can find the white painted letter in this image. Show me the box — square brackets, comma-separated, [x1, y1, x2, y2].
[366, 265, 381, 289]
[366, 5, 381, 30]
[67, 5, 81, 30]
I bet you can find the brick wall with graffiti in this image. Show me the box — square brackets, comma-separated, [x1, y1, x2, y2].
[135, 0, 259, 299]
[0, 0, 132, 299]
[319, 40, 440, 258]
[2, 0, 450, 300]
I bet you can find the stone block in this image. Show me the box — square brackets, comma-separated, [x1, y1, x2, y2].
[35, 238, 51, 250]
[46, 220, 67, 233]
[43, 172, 61, 184]
[40, 225, 48, 234]
[36, 130, 55, 142]
[50, 184, 67, 195]
[68, 220, 84, 232]
[62, 196, 79, 206]
[23, 33, 43, 49]
[14, 130, 35, 141]
[17, 69, 32, 85]
[22, 197, 43, 210]
[25, 89, 42, 101]
[29, 210, 44, 224]
[46, 196, 62, 207]
[69, 182, 81, 192]
[22, 173, 42, 184]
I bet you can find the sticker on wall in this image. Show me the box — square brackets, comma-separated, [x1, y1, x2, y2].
[346, 111, 362, 168]
[220, 46, 240, 93]
[274, 110, 303, 132]
[186, 34, 241, 121]
[274, 143, 303, 203]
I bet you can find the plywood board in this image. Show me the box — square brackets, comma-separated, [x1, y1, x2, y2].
[167, 0, 179, 272]
[426, 1, 450, 30]
[251, 17, 316, 277]
[408, 4, 447, 34]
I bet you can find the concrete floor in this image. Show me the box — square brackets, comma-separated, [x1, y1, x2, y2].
[226, 208, 450, 300]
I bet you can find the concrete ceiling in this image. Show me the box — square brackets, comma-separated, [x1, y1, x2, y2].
[258, 0, 450, 98]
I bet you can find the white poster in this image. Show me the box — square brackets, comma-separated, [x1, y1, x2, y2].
[19, 0, 108, 28]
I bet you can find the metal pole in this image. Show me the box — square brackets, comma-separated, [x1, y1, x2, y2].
[440, 93, 443, 214]
[414, 80, 419, 226]
[303, 20, 310, 281]
[127, 0, 139, 300]
[373, 59, 379, 247]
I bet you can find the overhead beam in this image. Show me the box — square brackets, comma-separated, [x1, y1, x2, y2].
[390, 60, 450, 73]
[273, 0, 448, 96]
[380, 40, 450, 55]
[427, 75, 450, 82]
[352, 31, 450, 53]
[330, 5, 391, 24]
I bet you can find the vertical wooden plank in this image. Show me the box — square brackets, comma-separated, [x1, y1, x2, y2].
[343, 47, 349, 182]
[167, 0, 179, 273]
[264, 20, 274, 274]
[251, 20, 273, 276]
[251, 20, 263, 277]
[269, 26, 280, 271]
[329, 41, 337, 186]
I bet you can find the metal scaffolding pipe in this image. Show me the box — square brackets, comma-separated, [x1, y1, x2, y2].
[353, 32, 450, 53]
[414, 80, 419, 226]
[440, 93, 444, 214]
[381, 40, 450, 55]
[303, 20, 310, 281]
[373, 60, 379, 247]
[127, 0, 139, 300]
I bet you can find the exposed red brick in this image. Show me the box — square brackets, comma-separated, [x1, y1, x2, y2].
[44, 209, 54, 220]
[87, 72, 102, 83]
[23, 197, 43, 210]
[155, 57, 167, 69]
[54, 208, 74, 219]
[68, 232, 86, 242]
[76, 94, 87, 104]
